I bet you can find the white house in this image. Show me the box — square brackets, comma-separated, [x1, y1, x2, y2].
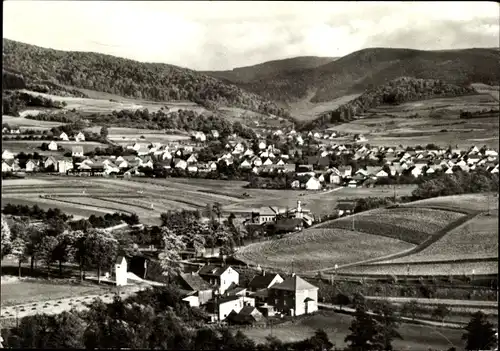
[198, 265, 240, 295]
[485, 149, 498, 157]
[2, 150, 15, 160]
[263, 158, 273, 166]
[57, 159, 73, 173]
[240, 159, 252, 169]
[268, 275, 318, 317]
[305, 176, 322, 190]
[193, 131, 207, 142]
[59, 132, 69, 141]
[48, 141, 58, 151]
[258, 142, 267, 150]
[375, 169, 389, 178]
[114, 256, 128, 286]
[25, 159, 39, 172]
[411, 167, 422, 177]
[74, 132, 85, 142]
[186, 154, 198, 164]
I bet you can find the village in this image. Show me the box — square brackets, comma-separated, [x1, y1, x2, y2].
[2, 125, 499, 191]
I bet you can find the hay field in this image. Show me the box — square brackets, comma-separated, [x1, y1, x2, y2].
[376, 213, 498, 264]
[236, 228, 415, 273]
[317, 207, 465, 244]
[2, 140, 107, 154]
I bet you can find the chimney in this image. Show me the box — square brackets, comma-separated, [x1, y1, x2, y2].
[263, 270, 266, 276]
[297, 200, 302, 213]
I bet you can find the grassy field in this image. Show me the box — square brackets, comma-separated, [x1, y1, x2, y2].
[376, 213, 498, 264]
[241, 310, 466, 351]
[0, 277, 111, 307]
[289, 92, 362, 121]
[2, 114, 65, 130]
[235, 228, 415, 273]
[326, 94, 499, 149]
[317, 207, 465, 244]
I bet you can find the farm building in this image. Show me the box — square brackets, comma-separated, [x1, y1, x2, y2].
[212, 295, 256, 321]
[178, 272, 213, 306]
[59, 132, 69, 141]
[267, 274, 318, 317]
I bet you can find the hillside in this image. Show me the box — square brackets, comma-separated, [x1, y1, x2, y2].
[203, 56, 337, 83]
[234, 48, 500, 105]
[2, 39, 290, 119]
[299, 77, 478, 131]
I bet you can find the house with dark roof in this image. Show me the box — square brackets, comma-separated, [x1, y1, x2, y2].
[226, 305, 264, 325]
[268, 274, 318, 317]
[178, 272, 213, 305]
[248, 272, 284, 292]
[198, 265, 239, 294]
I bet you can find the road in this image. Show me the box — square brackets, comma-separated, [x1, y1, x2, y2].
[363, 296, 498, 308]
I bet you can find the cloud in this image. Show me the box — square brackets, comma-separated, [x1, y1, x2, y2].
[3, 1, 499, 70]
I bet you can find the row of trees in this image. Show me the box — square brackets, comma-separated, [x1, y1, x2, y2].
[2, 204, 71, 222]
[412, 169, 499, 200]
[69, 212, 140, 231]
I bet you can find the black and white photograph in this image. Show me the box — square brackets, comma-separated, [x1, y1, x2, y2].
[1, 1, 499, 350]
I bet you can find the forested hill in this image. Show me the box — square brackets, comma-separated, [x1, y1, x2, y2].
[234, 48, 500, 104]
[2, 39, 291, 118]
[203, 56, 337, 83]
[298, 77, 478, 131]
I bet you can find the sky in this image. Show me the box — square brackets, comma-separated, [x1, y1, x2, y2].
[3, 1, 499, 71]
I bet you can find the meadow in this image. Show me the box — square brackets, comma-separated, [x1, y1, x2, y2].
[2, 140, 107, 154]
[376, 213, 498, 264]
[241, 310, 466, 351]
[235, 228, 415, 273]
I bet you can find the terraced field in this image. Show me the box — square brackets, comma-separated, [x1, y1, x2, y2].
[377, 213, 498, 264]
[317, 207, 466, 244]
[235, 228, 415, 273]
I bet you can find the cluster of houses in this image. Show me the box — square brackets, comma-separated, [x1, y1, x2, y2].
[114, 257, 319, 324]
[2, 127, 499, 190]
[177, 265, 319, 323]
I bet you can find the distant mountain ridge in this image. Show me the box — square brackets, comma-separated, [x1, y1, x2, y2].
[229, 47, 500, 104]
[203, 56, 337, 83]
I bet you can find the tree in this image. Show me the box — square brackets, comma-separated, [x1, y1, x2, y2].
[158, 227, 186, 279]
[401, 300, 421, 320]
[306, 329, 334, 351]
[10, 237, 27, 278]
[431, 305, 451, 325]
[53, 230, 82, 277]
[100, 126, 109, 139]
[85, 230, 119, 283]
[345, 304, 384, 351]
[38, 236, 58, 278]
[372, 301, 402, 351]
[1, 214, 12, 258]
[462, 311, 497, 351]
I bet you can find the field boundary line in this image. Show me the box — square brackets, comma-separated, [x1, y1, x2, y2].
[39, 195, 136, 215]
